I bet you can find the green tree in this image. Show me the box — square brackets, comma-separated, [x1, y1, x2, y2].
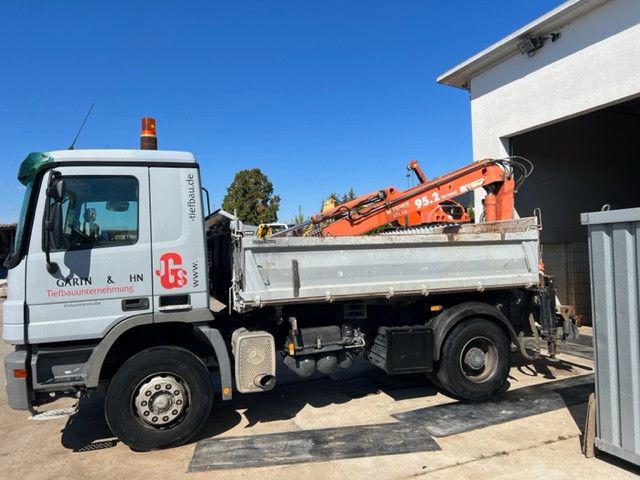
[340, 188, 356, 203]
[321, 189, 356, 211]
[292, 205, 305, 224]
[222, 168, 281, 224]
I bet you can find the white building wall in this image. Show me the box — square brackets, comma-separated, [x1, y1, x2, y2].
[469, 0, 640, 161]
[461, 0, 640, 321]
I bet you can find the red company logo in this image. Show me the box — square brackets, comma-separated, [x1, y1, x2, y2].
[155, 252, 187, 289]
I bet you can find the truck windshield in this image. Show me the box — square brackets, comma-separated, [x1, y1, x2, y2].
[5, 151, 52, 268]
[11, 182, 33, 255]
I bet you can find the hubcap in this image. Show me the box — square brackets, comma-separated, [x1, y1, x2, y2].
[464, 347, 486, 370]
[133, 374, 188, 427]
[459, 336, 498, 384]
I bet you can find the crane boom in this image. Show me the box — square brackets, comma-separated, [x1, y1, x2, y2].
[304, 158, 526, 236]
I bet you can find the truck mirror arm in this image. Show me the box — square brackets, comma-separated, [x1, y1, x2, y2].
[201, 187, 211, 216]
[44, 224, 59, 274]
[44, 171, 64, 274]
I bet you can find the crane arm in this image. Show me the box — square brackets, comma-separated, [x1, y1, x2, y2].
[310, 158, 520, 236]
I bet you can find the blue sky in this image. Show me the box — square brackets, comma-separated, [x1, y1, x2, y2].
[0, 1, 564, 223]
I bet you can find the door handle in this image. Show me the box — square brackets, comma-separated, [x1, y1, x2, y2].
[121, 297, 150, 312]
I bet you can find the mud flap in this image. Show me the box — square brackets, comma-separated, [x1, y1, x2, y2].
[198, 325, 233, 400]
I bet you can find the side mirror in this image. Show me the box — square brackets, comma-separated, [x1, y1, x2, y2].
[106, 200, 129, 212]
[44, 173, 64, 274]
[46, 178, 64, 202]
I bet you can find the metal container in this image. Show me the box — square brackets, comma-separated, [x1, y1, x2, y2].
[582, 207, 640, 466]
[232, 217, 541, 312]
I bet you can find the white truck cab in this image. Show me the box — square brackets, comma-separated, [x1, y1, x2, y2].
[3, 147, 229, 446]
[4, 149, 209, 345]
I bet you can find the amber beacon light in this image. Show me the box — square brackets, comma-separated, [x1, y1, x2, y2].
[140, 117, 157, 150]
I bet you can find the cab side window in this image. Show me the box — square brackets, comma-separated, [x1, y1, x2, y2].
[49, 176, 139, 250]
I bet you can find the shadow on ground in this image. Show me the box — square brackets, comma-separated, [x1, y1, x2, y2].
[60, 359, 439, 452]
[511, 352, 593, 381]
[595, 451, 640, 477]
[61, 351, 593, 454]
[61, 394, 117, 452]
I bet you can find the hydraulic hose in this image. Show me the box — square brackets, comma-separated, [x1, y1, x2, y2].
[517, 314, 541, 361]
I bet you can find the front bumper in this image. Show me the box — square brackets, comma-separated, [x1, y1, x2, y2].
[4, 349, 30, 410]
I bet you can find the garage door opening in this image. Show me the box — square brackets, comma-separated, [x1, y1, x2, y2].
[510, 96, 640, 325]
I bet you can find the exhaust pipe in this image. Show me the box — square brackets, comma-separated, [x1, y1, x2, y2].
[253, 374, 276, 391]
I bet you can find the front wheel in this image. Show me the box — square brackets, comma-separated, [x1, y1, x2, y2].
[104, 346, 214, 451]
[436, 318, 510, 401]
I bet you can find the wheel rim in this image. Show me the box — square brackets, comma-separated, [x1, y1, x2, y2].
[458, 336, 498, 383]
[132, 373, 190, 429]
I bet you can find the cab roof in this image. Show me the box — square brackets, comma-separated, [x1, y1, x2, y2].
[46, 149, 196, 163]
[18, 149, 197, 185]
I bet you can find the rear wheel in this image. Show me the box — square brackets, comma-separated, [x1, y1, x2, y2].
[104, 346, 213, 451]
[436, 318, 510, 401]
[425, 369, 442, 388]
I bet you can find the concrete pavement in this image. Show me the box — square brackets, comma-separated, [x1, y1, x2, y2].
[0, 300, 637, 480]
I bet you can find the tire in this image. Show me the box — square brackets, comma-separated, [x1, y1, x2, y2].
[425, 368, 442, 388]
[104, 346, 214, 451]
[436, 318, 510, 401]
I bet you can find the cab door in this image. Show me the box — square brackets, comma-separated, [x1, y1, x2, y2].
[25, 166, 153, 343]
[149, 166, 209, 317]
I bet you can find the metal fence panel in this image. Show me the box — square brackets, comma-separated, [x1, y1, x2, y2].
[582, 207, 640, 466]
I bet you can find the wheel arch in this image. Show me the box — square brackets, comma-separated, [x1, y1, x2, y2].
[85, 311, 232, 400]
[428, 301, 517, 361]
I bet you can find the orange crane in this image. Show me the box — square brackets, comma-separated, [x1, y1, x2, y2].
[277, 157, 532, 237]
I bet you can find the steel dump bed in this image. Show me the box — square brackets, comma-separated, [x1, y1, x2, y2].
[206, 214, 541, 313]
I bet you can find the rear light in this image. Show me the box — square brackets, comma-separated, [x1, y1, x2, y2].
[140, 117, 157, 150]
